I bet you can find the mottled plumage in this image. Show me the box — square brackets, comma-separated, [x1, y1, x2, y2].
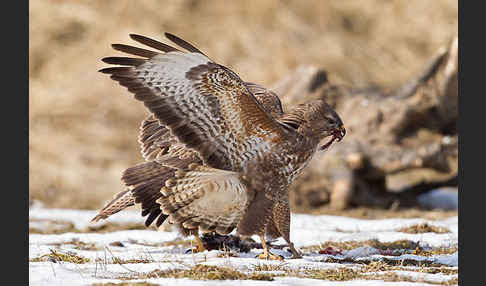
[93, 33, 345, 258]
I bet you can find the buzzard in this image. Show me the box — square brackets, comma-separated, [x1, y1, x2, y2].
[93, 33, 345, 260]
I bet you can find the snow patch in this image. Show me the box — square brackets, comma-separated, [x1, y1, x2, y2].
[29, 208, 458, 285]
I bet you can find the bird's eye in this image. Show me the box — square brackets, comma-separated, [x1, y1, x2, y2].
[327, 118, 336, 124]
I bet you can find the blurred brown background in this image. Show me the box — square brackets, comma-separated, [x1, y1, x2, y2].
[29, 0, 457, 212]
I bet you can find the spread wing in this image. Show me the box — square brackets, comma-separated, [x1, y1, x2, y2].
[100, 33, 286, 171]
[128, 83, 284, 228]
[138, 114, 199, 162]
[92, 81, 286, 227]
[137, 82, 284, 163]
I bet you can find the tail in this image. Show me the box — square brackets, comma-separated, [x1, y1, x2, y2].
[123, 161, 176, 227]
[91, 160, 182, 227]
[91, 189, 135, 222]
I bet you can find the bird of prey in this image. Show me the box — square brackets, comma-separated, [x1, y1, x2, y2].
[92, 33, 345, 260]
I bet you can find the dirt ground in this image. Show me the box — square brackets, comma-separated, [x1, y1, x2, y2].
[29, 0, 458, 212]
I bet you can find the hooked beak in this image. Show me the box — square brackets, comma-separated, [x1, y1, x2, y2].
[335, 125, 346, 142]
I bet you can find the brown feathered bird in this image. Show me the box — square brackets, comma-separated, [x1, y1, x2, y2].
[92, 33, 345, 259]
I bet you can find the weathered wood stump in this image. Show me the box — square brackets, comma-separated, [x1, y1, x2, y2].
[273, 36, 458, 211]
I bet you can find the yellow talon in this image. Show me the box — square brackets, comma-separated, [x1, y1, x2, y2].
[186, 231, 208, 253]
[256, 234, 284, 261]
[257, 252, 284, 261]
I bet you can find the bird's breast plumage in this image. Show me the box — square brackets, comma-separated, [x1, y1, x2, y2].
[274, 147, 316, 186]
[241, 137, 317, 193]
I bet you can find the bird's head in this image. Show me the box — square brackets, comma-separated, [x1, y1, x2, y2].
[281, 99, 345, 151]
[308, 100, 345, 150]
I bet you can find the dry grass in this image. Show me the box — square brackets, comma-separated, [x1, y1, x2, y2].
[124, 264, 274, 281]
[118, 262, 457, 284]
[398, 223, 451, 234]
[29, 242, 457, 284]
[305, 267, 360, 281]
[29, 0, 457, 210]
[91, 283, 159, 286]
[304, 206, 457, 220]
[302, 239, 419, 253]
[29, 249, 90, 264]
[297, 261, 457, 283]
[302, 239, 458, 264]
[412, 246, 458, 257]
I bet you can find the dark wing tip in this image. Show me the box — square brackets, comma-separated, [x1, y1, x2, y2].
[101, 56, 146, 66]
[129, 34, 180, 53]
[129, 34, 153, 45]
[164, 32, 178, 40]
[111, 43, 159, 58]
[101, 57, 112, 64]
[129, 33, 145, 41]
[164, 32, 206, 55]
[98, 66, 133, 75]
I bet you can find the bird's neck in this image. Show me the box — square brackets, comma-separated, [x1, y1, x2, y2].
[278, 119, 321, 154]
[278, 105, 324, 152]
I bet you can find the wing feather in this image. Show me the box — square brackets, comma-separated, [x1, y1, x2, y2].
[164, 32, 207, 55]
[111, 43, 159, 58]
[136, 83, 285, 163]
[101, 56, 146, 66]
[98, 34, 294, 234]
[100, 34, 286, 171]
[157, 164, 249, 235]
[129, 34, 181, 53]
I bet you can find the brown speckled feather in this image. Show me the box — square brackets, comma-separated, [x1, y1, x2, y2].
[138, 81, 283, 163]
[115, 82, 285, 229]
[236, 190, 274, 236]
[95, 34, 345, 252]
[158, 164, 249, 235]
[91, 190, 135, 222]
[100, 33, 286, 171]
[92, 80, 286, 228]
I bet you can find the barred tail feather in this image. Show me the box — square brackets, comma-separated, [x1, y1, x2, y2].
[121, 161, 177, 227]
[91, 190, 135, 222]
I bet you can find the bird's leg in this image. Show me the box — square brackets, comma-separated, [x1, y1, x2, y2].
[271, 199, 303, 259]
[287, 241, 303, 259]
[193, 233, 206, 252]
[186, 229, 207, 253]
[256, 234, 284, 261]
